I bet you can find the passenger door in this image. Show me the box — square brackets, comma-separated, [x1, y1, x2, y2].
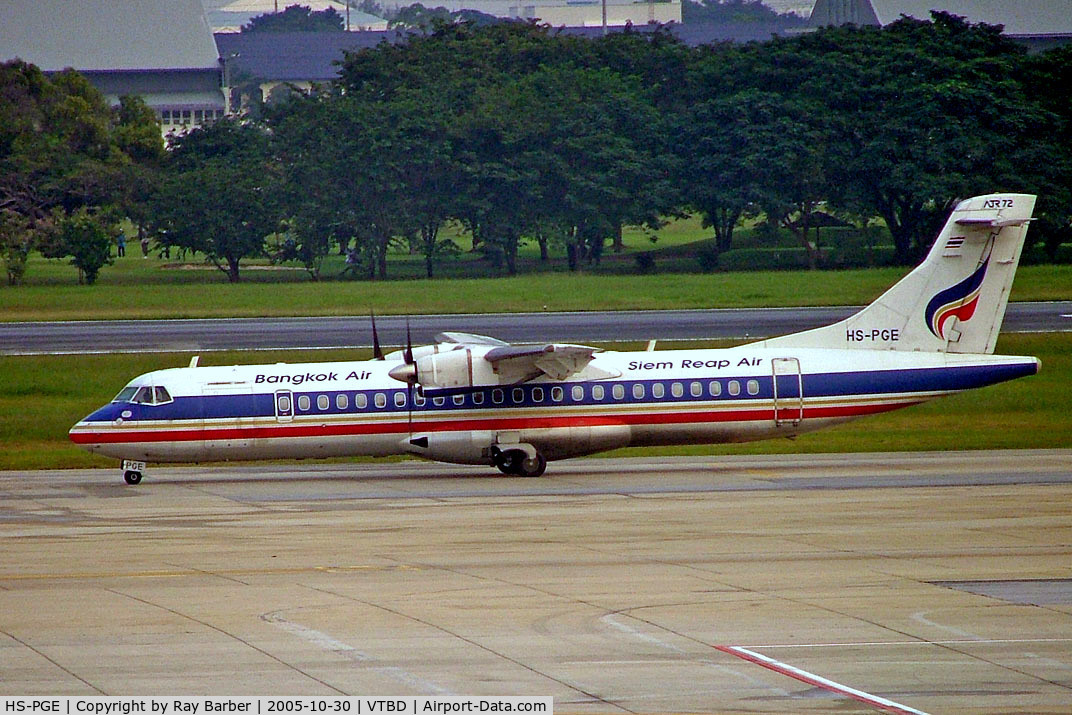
[772, 357, 803, 427]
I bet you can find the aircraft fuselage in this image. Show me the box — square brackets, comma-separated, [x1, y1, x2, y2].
[69, 345, 1038, 465]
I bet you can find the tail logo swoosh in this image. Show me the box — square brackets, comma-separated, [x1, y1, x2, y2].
[925, 257, 989, 339]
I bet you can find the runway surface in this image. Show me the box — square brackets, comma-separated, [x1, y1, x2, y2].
[2, 450, 1072, 712]
[3, 301, 1070, 354]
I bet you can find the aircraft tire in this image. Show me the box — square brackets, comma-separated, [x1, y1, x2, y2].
[494, 450, 521, 475]
[517, 453, 547, 478]
[124, 470, 142, 485]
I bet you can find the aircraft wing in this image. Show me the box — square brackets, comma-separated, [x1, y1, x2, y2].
[483, 343, 598, 383]
[435, 332, 509, 346]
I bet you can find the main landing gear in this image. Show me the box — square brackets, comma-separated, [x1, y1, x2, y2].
[493, 448, 547, 478]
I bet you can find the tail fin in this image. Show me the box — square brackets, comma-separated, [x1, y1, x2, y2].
[756, 193, 1035, 354]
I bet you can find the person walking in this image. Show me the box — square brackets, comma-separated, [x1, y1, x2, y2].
[116, 229, 126, 257]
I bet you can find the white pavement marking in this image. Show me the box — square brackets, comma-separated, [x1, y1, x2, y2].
[601, 614, 791, 696]
[748, 637, 1072, 649]
[262, 611, 454, 695]
[715, 645, 929, 715]
[911, 611, 984, 641]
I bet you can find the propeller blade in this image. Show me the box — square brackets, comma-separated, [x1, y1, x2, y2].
[404, 317, 414, 366]
[371, 309, 384, 361]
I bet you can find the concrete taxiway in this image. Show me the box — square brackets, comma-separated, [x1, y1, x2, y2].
[2, 451, 1071, 712]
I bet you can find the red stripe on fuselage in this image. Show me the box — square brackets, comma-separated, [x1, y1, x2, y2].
[69, 401, 918, 445]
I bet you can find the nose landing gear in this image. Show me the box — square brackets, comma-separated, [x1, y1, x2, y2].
[121, 459, 146, 485]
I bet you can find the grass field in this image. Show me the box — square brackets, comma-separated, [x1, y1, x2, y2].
[3, 259, 1070, 322]
[5, 210, 1070, 322]
[2, 333, 1067, 472]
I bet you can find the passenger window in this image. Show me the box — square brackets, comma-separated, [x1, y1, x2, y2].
[374, 393, 386, 408]
[298, 395, 311, 411]
[691, 382, 703, 397]
[671, 382, 683, 398]
[395, 392, 406, 408]
[747, 379, 759, 396]
[317, 395, 329, 410]
[572, 385, 584, 401]
[414, 393, 426, 407]
[337, 394, 348, 410]
[709, 381, 721, 397]
[512, 388, 524, 403]
[551, 387, 563, 402]
[453, 394, 465, 406]
[472, 392, 484, 405]
[728, 380, 741, 396]
[433, 396, 445, 406]
[612, 384, 625, 400]
[154, 387, 172, 404]
[492, 389, 504, 404]
[633, 384, 645, 399]
[277, 395, 291, 413]
[356, 393, 368, 409]
[532, 387, 544, 402]
[592, 385, 605, 400]
[652, 383, 665, 399]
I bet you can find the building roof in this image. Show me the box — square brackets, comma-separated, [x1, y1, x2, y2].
[216, 11, 1072, 85]
[0, 0, 220, 72]
[216, 30, 396, 82]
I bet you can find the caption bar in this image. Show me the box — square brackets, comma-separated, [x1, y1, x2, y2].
[1, 699, 552, 715]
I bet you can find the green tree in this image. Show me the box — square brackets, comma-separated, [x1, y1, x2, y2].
[151, 120, 283, 282]
[242, 5, 344, 32]
[0, 61, 164, 283]
[0, 209, 32, 285]
[38, 207, 114, 285]
[782, 14, 1053, 263]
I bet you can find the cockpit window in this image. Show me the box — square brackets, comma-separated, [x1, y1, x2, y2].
[113, 386, 172, 405]
[114, 387, 138, 402]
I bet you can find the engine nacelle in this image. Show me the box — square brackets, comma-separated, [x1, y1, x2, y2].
[403, 431, 496, 465]
[414, 348, 498, 391]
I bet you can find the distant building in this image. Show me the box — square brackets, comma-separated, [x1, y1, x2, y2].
[869, 1, 1072, 35]
[809, 0, 879, 27]
[202, 0, 389, 33]
[0, 0, 228, 135]
[216, 31, 388, 106]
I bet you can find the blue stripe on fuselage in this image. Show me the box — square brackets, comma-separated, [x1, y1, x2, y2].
[79, 361, 1035, 424]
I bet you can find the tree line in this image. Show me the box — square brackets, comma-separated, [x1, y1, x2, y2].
[2, 12, 1071, 284]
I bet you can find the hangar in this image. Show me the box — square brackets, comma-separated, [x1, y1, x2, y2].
[0, 0, 228, 134]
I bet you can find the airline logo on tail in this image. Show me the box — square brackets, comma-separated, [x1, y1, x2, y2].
[924, 256, 989, 339]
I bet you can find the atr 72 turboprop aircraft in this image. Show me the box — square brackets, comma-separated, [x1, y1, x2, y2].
[71, 193, 1040, 484]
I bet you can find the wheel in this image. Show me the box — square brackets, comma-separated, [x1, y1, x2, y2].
[494, 450, 522, 475]
[124, 470, 142, 485]
[516, 453, 547, 478]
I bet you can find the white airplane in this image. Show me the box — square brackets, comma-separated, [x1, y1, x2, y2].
[71, 193, 1040, 484]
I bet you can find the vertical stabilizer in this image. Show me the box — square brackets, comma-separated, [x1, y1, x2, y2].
[755, 193, 1035, 354]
